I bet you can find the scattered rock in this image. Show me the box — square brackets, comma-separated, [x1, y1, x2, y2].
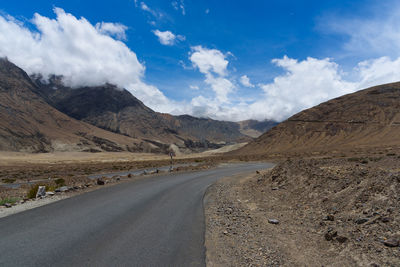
[96, 179, 105, 185]
[4, 203, 12, 208]
[36, 186, 46, 198]
[383, 239, 399, 247]
[268, 219, 280, 225]
[355, 218, 369, 224]
[336, 236, 348, 243]
[58, 186, 69, 192]
[46, 191, 55, 196]
[223, 230, 229, 235]
[325, 230, 337, 241]
[325, 214, 335, 221]
[116, 177, 120, 181]
[381, 217, 391, 223]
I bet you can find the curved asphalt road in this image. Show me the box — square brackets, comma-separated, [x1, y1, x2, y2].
[0, 162, 273, 267]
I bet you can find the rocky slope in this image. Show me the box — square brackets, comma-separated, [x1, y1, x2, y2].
[0, 58, 154, 153]
[235, 82, 400, 156]
[206, 156, 400, 266]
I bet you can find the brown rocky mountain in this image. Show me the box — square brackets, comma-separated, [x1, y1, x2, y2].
[0, 58, 159, 153]
[33, 77, 269, 152]
[235, 82, 400, 156]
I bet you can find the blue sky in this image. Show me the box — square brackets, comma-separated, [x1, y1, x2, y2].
[1, 0, 400, 121]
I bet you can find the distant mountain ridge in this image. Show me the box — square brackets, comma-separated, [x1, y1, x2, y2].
[0, 58, 277, 153]
[234, 82, 400, 156]
[33, 75, 277, 153]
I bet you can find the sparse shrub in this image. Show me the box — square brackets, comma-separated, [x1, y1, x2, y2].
[360, 159, 369, 164]
[348, 157, 361, 162]
[369, 157, 383, 162]
[27, 184, 40, 199]
[2, 178, 16, 184]
[387, 153, 396, 156]
[0, 197, 19, 205]
[27, 184, 53, 199]
[55, 178, 65, 186]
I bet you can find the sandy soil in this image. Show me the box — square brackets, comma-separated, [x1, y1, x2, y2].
[205, 155, 400, 266]
[0, 142, 247, 166]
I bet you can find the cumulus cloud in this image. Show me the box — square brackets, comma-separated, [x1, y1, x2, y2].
[240, 75, 254, 87]
[0, 7, 174, 112]
[190, 85, 199, 90]
[185, 54, 400, 122]
[189, 46, 235, 104]
[190, 46, 229, 76]
[95, 22, 128, 40]
[152, 29, 185, 45]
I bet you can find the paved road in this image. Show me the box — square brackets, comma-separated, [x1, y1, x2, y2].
[0, 162, 273, 267]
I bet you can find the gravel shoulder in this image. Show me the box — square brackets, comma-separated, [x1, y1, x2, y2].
[205, 156, 400, 266]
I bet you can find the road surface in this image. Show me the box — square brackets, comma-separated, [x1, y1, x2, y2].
[0, 162, 273, 267]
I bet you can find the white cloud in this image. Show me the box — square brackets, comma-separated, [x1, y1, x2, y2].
[240, 75, 254, 87]
[0, 8, 174, 112]
[320, 4, 400, 58]
[95, 22, 128, 40]
[189, 46, 235, 104]
[152, 29, 185, 45]
[140, 2, 162, 18]
[184, 54, 400, 122]
[205, 74, 234, 103]
[205, 9, 210, 14]
[190, 85, 199, 90]
[190, 46, 229, 76]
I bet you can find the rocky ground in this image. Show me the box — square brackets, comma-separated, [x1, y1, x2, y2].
[0, 158, 217, 210]
[205, 155, 400, 266]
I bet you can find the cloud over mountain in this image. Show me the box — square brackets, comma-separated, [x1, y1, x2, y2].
[0, 7, 173, 112]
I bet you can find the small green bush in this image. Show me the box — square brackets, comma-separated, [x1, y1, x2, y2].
[2, 178, 16, 184]
[347, 157, 361, 162]
[55, 178, 65, 186]
[0, 197, 19, 205]
[27, 184, 40, 199]
[27, 184, 53, 199]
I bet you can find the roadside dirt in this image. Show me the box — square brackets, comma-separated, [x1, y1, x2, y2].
[205, 155, 400, 266]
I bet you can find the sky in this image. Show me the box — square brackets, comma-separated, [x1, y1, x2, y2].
[1, 0, 400, 121]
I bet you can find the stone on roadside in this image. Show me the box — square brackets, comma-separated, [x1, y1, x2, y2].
[4, 203, 12, 208]
[355, 218, 369, 224]
[383, 239, 399, 247]
[97, 178, 105, 185]
[268, 219, 279, 225]
[336, 236, 348, 243]
[325, 230, 337, 241]
[59, 186, 69, 192]
[36, 186, 46, 198]
[46, 191, 55, 196]
[325, 214, 335, 221]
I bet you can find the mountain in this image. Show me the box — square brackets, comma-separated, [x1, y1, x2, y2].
[237, 119, 278, 138]
[33, 77, 259, 152]
[0, 58, 157, 153]
[234, 82, 400, 156]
